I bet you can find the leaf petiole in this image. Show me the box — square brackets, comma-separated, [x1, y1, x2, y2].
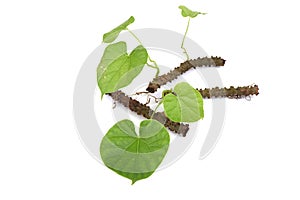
[146, 60, 160, 77]
[181, 17, 191, 60]
[150, 100, 163, 119]
[126, 28, 143, 45]
[127, 28, 160, 77]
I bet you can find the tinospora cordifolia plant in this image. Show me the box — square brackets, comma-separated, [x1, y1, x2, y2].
[96, 5, 259, 184]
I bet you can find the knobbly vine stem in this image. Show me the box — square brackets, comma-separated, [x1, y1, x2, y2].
[146, 56, 226, 93]
[181, 17, 191, 60]
[127, 28, 160, 77]
[108, 91, 189, 136]
[197, 85, 259, 99]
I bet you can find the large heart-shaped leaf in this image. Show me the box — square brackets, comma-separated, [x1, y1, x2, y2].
[178, 5, 206, 18]
[97, 42, 148, 98]
[163, 82, 204, 122]
[100, 119, 170, 184]
[103, 16, 135, 43]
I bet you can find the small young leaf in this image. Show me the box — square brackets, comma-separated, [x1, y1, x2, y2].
[97, 43, 148, 97]
[103, 16, 135, 43]
[178, 5, 206, 18]
[100, 119, 170, 184]
[163, 82, 204, 122]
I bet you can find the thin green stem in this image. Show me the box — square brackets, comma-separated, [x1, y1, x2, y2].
[151, 101, 163, 119]
[126, 28, 143, 45]
[147, 63, 156, 69]
[127, 28, 160, 77]
[181, 17, 191, 60]
[147, 61, 160, 77]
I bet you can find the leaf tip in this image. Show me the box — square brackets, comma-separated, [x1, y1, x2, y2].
[100, 92, 105, 100]
[131, 180, 137, 185]
[200, 114, 204, 120]
[102, 33, 107, 43]
[129, 16, 135, 23]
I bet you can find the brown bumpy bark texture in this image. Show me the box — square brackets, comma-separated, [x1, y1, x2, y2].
[146, 56, 226, 93]
[108, 91, 190, 136]
[197, 85, 259, 99]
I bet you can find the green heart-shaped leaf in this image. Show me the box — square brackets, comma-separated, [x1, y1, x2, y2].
[103, 16, 135, 43]
[178, 5, 207, 18]
[163, 82, 204, 122]
[97, 42, 148, 98]
[100, 119, 170, 184]
[97, 41, 127, 83]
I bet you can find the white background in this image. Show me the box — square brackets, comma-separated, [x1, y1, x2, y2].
[1, 0, 299, 199]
